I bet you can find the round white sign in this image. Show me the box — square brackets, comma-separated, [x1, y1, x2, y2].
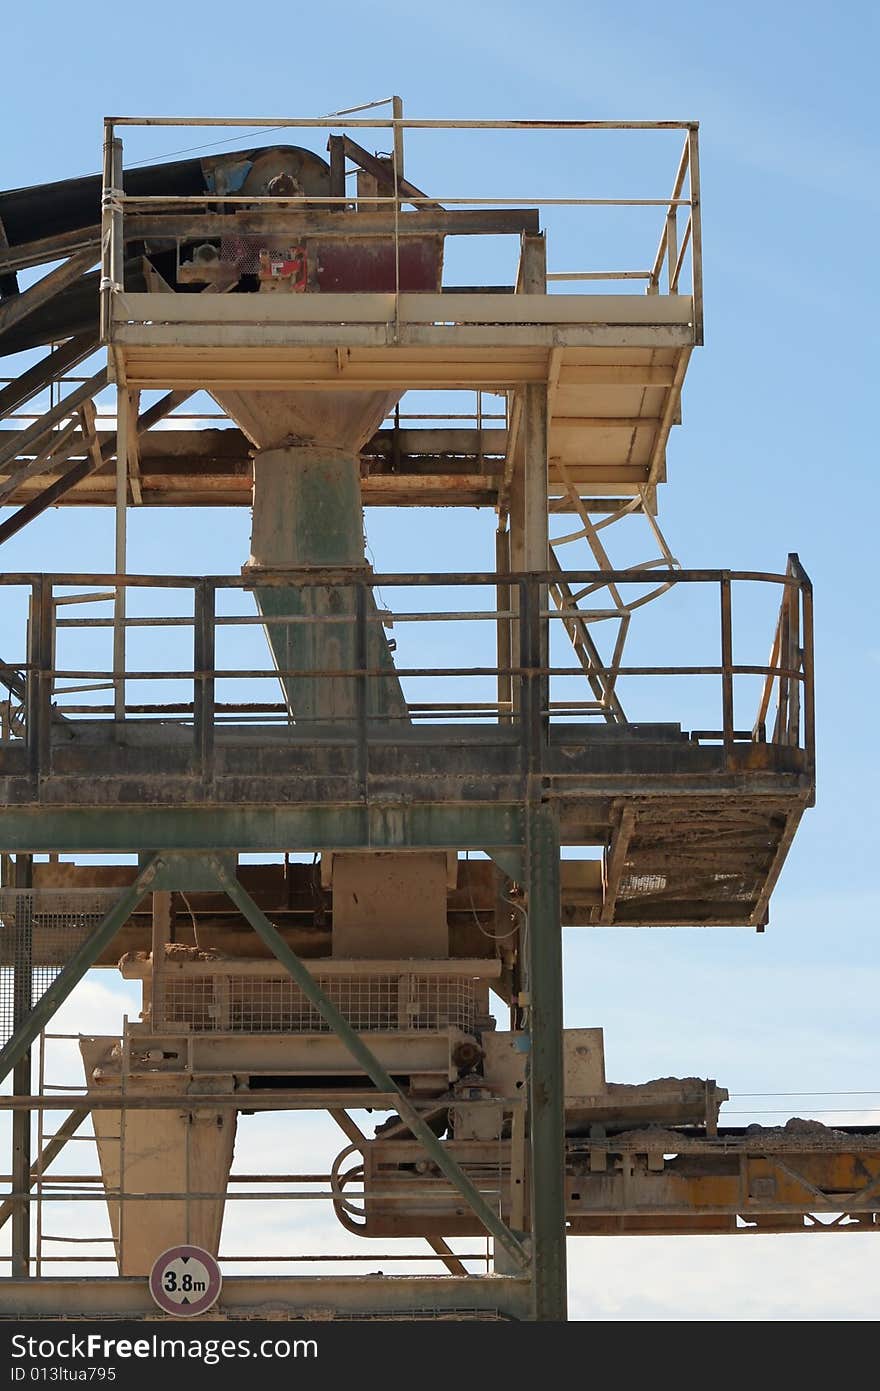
[149, 1244, 222, 1317]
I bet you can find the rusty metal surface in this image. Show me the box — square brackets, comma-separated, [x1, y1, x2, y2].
[355, 1133, 880, 1238]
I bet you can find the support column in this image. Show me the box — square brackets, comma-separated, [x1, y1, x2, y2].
[526, 802, 567, 1321]
[248, 445, 405, 723]
[516, 269, 566, 1318]
[11, 854, 33, 1279]
[113, 387, 131, 724]
[495, 525, 512, 724]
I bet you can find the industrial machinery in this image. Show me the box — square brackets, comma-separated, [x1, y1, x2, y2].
[0, 107, 875, 1322]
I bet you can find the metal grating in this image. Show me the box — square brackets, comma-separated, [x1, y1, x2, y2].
[153, 972, 479, 1034]
[0, 890, 121, 1048]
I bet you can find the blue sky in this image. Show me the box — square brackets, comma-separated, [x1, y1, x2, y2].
[1, 0, 878, 1320]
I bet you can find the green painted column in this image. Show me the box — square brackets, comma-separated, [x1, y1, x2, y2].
[249, 445, 406, 724]
[526, 802, 567, 1321]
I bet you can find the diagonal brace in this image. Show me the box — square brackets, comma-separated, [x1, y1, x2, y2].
[0, 1108, 88, 1231]
[0, 856, 162, 1084]
[210, 857, 529, 1272]
[0, 247, 99, 341]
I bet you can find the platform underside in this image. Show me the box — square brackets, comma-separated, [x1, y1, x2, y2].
[106, 296, 693, 501]
[0, 724, 808, 926]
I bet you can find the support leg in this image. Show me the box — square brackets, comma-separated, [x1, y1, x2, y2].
[11, 854, 33, 1277]
[526, 803, 567, 1320]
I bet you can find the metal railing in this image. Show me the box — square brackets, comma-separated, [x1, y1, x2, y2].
[0, 561, 813, 779]
[98, 113, 702, 337]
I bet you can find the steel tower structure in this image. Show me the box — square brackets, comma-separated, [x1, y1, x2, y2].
[0, 108, 873, 1322]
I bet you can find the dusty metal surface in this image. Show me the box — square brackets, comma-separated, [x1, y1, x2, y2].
[0, 111, 825, 1323]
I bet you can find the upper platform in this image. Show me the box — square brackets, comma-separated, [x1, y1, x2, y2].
[101, 116, 702, 503]
[0, 115, 703, 516]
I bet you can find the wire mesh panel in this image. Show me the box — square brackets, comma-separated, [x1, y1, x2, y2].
[153, 971, 479, 1034]
[0, 890, 121, 1047]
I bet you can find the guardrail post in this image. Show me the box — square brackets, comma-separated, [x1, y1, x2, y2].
[720, 574, 734, 760]
[354, 580, 368, 799]
[100, 123, 114, 343]
[687, 124, 704, 343]
[11, 853, 33, 1278]
[496, 527, 513, 725]
[519, 579, 543, 779]
[26, 579, 52, 783]
[193, 580, 215, 781]
[666, 207, 678, 294]
[787, 574, 801, 747]
[799, 568, 815, 777]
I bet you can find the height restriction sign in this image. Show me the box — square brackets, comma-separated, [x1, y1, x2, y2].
[149, 1245, 222, 1317]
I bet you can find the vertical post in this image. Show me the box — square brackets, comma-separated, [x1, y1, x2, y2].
[787, 577, 801, 747]
[496, 526, 512, 725]
[193, 579, 215, 780]
[354, 580, 368, 799]
[507, 397, 526, 718]
[687, 125, 703, 344]
[391, 97, 403, 338]
[520, 236, 550, 723]
[519, 578, 543, 777]
[523, 380, 550, 745]
[328, 135, 346, 200]
[35, 1026, 46, 1277]
[510, 1098, 526, 1231]
[100, 124, 114, 343]
[525, 803, 566, 1320]
[516, 230, 564, 1317]
[113, 388, 130, 724]
[110, 136, 124, 297]
[519, 231, 549, 716]
[720, 575, 734, 759]
[27, 580, 52, 783]
[666, 207, 678, 294]
[26, 582, 41, 783]
[150, 891, 172, 1030]
[391, 95, 405, 198]
[0, 703, 10, 890]
[799, 569, 815, 778]
[12, 853, 33, 1279]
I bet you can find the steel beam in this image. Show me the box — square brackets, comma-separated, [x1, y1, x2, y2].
[0, 857, 161, 1083]
[0, 804, 526, 854]
[0, 368, 108, 484]
[0, 248, 98, 342]
[0, 1274, 531, 1320]
[0, 332, 99, 420]
[526, 802, 567, 1320]
[210, 858, 529, 1273]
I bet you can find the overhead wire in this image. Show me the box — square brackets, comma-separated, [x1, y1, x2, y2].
[124, 97, 396, 169]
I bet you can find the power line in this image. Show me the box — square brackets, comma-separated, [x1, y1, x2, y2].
[730, 1090, 880, 1098]
[723, 1108, 880, 1116]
